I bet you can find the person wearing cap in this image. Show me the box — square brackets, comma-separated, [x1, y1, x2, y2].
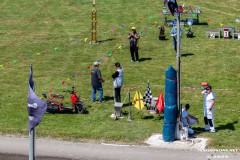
[91, 61, 105, 102]
[201, 85, 216, 132]
[170, 24, 182, 52]
[181, 104, 199, 134]
[111, 62, 124, 102]
[128, 27, 140, 62]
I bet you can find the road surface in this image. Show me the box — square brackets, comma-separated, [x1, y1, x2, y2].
[0, 135, 239, 160]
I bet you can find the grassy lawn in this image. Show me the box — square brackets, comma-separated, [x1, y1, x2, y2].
[0, 0, 240, 149]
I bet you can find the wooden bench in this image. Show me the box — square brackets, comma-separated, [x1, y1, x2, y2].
[206, 30, 220, 39]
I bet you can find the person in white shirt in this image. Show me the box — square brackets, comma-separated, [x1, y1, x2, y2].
[202, 85, 216, 132]
[111, 62, 123, 102]
[182, 104, 199, 134]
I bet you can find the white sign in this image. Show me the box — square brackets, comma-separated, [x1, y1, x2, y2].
[238, 33, 240, 40]
[224, 31, 229, 38]
[210, 32, 215, 39]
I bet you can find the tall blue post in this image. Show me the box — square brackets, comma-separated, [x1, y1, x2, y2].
[163, 66, 178, 142]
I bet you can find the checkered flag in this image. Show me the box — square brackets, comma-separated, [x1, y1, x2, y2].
[143, 82, 153, 109]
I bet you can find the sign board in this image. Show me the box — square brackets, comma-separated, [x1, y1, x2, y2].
[210, 32, 215, 39]
[238, 33, 240, 40]
[224, 29, 229, 39]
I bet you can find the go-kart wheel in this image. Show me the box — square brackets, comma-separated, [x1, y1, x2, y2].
[75, 103, 85, 114]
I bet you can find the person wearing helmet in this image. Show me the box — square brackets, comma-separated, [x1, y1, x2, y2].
[127, 27, 140, 62]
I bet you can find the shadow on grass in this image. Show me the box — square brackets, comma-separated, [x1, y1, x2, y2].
[141, 111, 163, 120]
[103, 96, 114, 102]
[142, 115, 154, 119]
[139, 57, 152, 62]
[192, 120, 238, 135]
[195, 22, 208, 26]
[192, 127, 206, 135]
[186, 35, 196, 38]
[97, 38, 115, 43]
[216, 120, 238, 131]
[181, 53, 194, 57]
[45, 110, 89, 114]
[122, 103, 131, 108]
[159, 38, 169, 41]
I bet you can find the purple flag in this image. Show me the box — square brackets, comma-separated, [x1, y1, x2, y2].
[27, 64, 47, 131]
[167, 0, 178, 16]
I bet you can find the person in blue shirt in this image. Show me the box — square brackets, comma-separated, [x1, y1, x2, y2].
[182, 104, 199, 134]
[170, 25, 182, 52]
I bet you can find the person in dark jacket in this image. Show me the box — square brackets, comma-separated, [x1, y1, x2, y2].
[128, 27, 140, 62]
[91, 61, 105, 102]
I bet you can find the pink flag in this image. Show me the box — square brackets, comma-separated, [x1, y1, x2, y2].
[111, 28, 115, 33]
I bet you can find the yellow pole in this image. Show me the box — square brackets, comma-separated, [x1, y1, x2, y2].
[137, 91, 142, 110]
[91, 0, 97, 43]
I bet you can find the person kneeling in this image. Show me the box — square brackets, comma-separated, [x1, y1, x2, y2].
[182, 104, 199, 134]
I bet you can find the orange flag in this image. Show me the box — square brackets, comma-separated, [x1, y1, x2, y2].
[156, 92, 164, 113]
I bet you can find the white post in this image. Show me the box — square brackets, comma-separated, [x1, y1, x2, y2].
[29, 128, 36, 160]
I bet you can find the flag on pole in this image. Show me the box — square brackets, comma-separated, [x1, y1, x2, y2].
[27, 64, 47, 131]
[143, 82, 153, 108]
[132, 91, 144, 111]
[156, 92, 164, 113]
[165, 0, 178, 16]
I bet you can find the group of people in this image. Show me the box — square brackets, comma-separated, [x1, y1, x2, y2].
[90, 61, 124, 103]
[90, 27, 141, 103]
[182, 85, 216, 135]
[90, 26, 216, 135]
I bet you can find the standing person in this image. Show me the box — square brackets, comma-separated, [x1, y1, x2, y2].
[128, 27, 140, 62]
[170, 25, 177, 52]
[111, 62, 123, 102]
[202, 85, 216, 132]
[91, 61, 105, 102]
[170, 24, 182, 52]
[182, 104, 199, 134]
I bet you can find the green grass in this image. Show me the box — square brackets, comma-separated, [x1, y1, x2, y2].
[0, 0, 240, 149]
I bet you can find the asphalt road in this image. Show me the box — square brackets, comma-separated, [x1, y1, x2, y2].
[0, 153, 71, 160]
[0, 135, 239, 160]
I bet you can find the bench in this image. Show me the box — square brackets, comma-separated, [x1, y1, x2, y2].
[219, 26, 235, 39]
[206, 30, 220, 39]
[233, 31, 240, 40]
[163, 9, 202, 25]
